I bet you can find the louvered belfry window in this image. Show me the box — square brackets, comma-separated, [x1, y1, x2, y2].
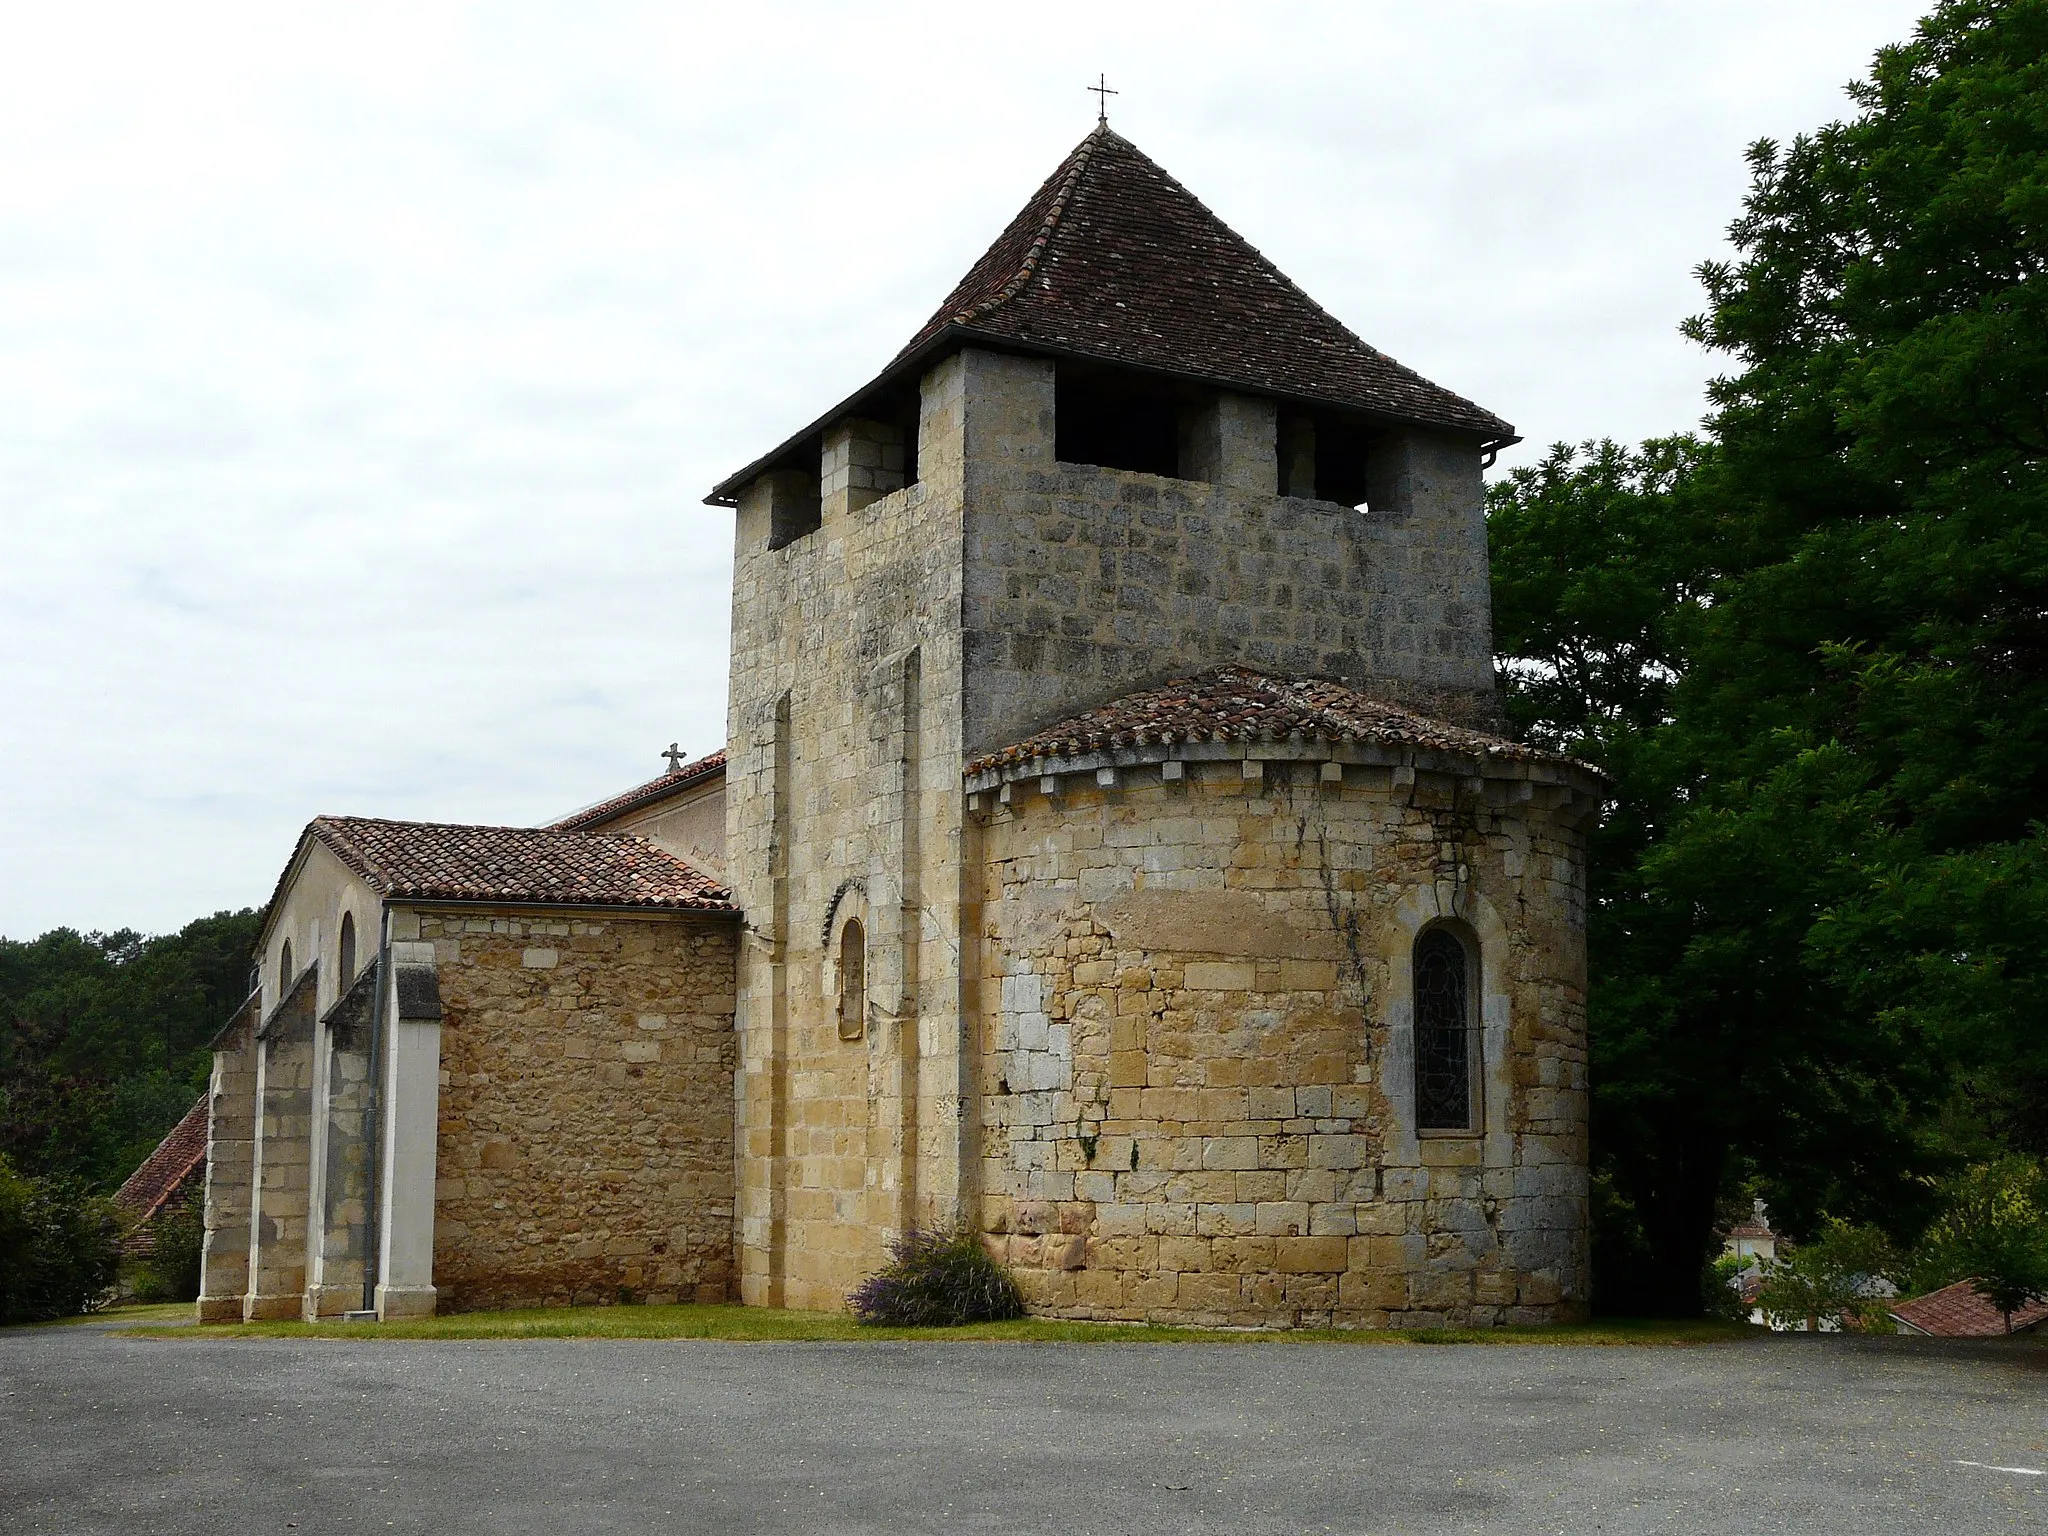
[1414, 928, 1475, 1131]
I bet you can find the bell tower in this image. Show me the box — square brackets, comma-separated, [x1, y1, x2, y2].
[710, 124, 1520, 1309]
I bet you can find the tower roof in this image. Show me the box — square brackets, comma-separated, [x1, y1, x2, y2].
[708, 125, 1514, 505]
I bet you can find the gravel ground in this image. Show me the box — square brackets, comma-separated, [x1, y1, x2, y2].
[2, 1322, 2043, 1534]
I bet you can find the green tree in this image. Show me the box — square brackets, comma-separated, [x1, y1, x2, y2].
[1490, 0, 2048, 1312]
[0, 1152, 123, 1324]
[1677, 0, 2048, 1178]
[1910, 1157, 2048, 1330]
[1756, 1219, 1900, 1332]
[0, 909, 260, 1190]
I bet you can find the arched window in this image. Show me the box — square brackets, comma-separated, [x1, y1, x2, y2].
[338, 912, 357, 989]
[1414, 926, 1477, 1131]
[279, 939, 295, 996]
[837, 918, 867, 1041]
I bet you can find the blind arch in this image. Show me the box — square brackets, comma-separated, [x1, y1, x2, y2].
[338, 912, 357, 989]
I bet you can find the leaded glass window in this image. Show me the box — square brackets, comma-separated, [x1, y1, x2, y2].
[1414, 927, 1474, 1130]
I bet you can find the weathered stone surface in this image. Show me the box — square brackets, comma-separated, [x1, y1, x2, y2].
[424, 911, 737, 1311]
[976, 758, 1590, 1328]
[196, 996, 259, 1322]
[245, 969, 318, 1321]
[724, 345, 1542, 1320]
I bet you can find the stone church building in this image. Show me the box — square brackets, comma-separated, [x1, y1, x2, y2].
[198, 123, 1601, 1329]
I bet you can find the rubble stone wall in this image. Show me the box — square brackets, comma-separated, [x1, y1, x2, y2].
[974, 755, 1591, 1328]
[412, 907, 738, 1311]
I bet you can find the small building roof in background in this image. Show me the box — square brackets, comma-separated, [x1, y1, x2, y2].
[113, 1095, 209, 1224]
[1727, 1203, 1775, 1241]
[549, 749, 726, 832]
[301, 816, 733, 912]
[965, 665, 1592, 777]
[1889, 1279, 2048, 1337]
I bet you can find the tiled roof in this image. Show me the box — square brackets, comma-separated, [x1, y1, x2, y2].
[896, 125, 1512, 440]
[965, 665, 1590, 777]
[306, 816, 733, 912]
[550, 749, 726, 832]
[1890, 1279, 2048, 1337]
[113, 1095, 208, 1222]
[708, 126, 1512, 504]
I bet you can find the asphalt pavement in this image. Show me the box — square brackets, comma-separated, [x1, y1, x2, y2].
[2, 1320, 2043, 1533]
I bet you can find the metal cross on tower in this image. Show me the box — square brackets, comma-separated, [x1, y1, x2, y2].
[1086, 73, 1118, 124]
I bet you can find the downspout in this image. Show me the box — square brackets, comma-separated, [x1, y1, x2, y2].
[357, 905, 392, 1316]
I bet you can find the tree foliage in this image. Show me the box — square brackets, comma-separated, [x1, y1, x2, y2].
[129, 1194, 206, 1305]
[0, 1153, 123, 1324]
[1755, 1219, 1900, 1332]
[0, 910, 260, 1191]
[1909, 1156, 2048, 1327]
[1491, 0, 2048, 1312]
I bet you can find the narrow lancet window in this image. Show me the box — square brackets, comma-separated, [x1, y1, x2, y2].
[838, 918, 867, 1042]
[279, 939, 294, 995]
[1414, 927, 1476, 1131]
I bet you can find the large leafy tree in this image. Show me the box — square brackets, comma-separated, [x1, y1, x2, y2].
[1491, 0, 2048, 1312]
[0, 910, 261, 1190]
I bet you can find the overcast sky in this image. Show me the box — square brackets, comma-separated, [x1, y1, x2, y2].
[0, 1, 1932, 939]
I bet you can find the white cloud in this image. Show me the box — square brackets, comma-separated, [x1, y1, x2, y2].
[0, 0, 1931, 935]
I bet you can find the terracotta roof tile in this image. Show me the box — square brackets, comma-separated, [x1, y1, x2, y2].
[897, 126, 1512, 440]
[113, 1095, 209, 1222]
[1890, 1279, 2048, 1337]
[709, 126, 1512, 503]
[966, 665, 1592, 778]
[307, 816, 733, 912]
[549, 750, 726, 832]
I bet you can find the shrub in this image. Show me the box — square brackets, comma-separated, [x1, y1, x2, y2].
[1907, 1157, 2048, 1332]
[0, 1153, 123, 1324]
[848, 1224, 1026, 1327]
[1700, 1254, 1752, 1323]
[1756, 1218, 1899, 1332]
[129, 1195, 205, 1305]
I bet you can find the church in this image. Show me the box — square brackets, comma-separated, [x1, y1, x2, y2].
[196, 122, 1601, 1330]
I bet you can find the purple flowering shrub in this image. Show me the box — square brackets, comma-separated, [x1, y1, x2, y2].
[847, 1224, 1026, 1326]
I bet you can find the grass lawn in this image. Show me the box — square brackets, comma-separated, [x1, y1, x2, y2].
[116, 1303, 1757, 1346]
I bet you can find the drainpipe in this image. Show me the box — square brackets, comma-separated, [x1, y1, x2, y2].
[357, 906, 392, 1317]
